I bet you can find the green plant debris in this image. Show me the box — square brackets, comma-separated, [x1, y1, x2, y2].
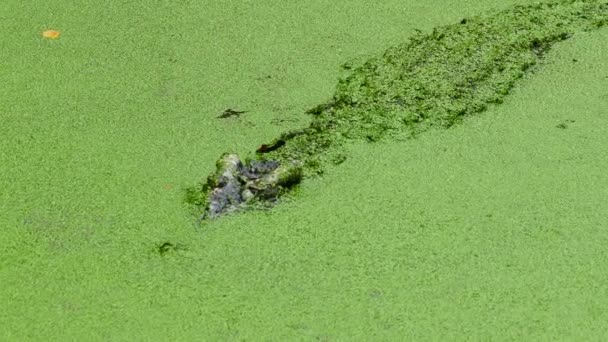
[185, 0, 608, 221]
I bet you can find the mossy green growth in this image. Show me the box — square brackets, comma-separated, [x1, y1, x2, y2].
[262, 0, 607, 176]
[186, 0, 607, 220]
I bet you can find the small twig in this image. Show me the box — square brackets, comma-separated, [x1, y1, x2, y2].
[217, 108, 247, 119]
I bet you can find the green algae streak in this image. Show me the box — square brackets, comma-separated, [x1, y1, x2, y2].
[186, 0, 607, 221]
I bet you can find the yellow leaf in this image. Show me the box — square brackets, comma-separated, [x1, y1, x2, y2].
[42, 30, 60, 39]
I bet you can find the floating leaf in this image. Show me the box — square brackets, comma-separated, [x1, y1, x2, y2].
[42, 30, 60, 39]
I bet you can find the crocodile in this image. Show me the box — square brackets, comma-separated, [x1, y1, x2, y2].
[185, 0, 608, 222]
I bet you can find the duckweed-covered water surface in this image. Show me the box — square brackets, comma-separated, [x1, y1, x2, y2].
[186, 0, 607, 221]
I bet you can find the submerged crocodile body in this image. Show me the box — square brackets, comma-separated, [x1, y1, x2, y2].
[185, 0, 608, 221]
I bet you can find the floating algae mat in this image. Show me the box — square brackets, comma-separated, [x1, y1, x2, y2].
[184, 0, 607, 221]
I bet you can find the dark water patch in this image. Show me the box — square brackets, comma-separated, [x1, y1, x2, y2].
[156, 241, 187, 256]
[556, 119, 576, 129]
